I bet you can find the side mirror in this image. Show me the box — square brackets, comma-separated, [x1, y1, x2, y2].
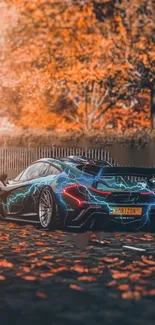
[0, 173, 7, 185]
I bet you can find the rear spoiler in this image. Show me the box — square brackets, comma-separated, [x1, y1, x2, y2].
[77, 164, 155, 178]
[101, 167, 155, 177]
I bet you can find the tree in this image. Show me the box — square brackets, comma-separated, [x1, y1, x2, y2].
[102, 0, 155, 128]
[0, 1, 115, 130]
[1, 0, 154, 131]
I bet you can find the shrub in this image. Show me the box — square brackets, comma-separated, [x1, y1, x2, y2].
[0, 127, 154, 148]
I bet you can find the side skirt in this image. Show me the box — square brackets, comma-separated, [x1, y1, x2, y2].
[4, 217, 39, 224]
[0, 212, 39, 224]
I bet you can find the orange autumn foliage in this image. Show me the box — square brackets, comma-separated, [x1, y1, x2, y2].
[0, 0, 154, 131]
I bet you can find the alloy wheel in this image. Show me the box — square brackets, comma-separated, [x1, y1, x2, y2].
[39, 188, 53, 228]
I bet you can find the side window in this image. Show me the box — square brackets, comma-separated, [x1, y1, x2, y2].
[19, 163, 48, 181]
[38, 163, 50, 177]
[47, 165, 61, 176]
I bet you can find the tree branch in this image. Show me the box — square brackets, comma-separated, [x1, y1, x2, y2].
[96, 87, 110, 109]
[84, 86, 88, 130]
[90, 81, 96, 114]
[68, 91, 80, 108]
[125, 59, 141, 78]
[94, 99, 118, 122]
[68, 114, 83, 126]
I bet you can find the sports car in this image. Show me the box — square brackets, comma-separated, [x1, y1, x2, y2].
[0, 158, 155, 231]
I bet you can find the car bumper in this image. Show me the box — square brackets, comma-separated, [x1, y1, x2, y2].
[64, 203, 155, 231]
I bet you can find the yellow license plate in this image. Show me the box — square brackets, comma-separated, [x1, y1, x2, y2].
[111, 207, 142, 215]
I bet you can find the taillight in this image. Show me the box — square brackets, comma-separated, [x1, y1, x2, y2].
[92, 189, 112, 195]
[63, 187, 83, 206]
[63, 184, 111, 207]
[140, 191, 155, 195]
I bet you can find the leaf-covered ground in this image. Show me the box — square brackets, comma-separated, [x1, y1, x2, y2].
[0, 221, 155, 325]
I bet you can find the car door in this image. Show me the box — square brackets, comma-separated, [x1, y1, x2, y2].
[3, 162, 51, 216]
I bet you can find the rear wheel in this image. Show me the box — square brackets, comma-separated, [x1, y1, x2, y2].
[38, 187, 56, 229]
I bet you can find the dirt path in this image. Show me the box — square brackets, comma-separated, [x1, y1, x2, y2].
[0, 221, 155, 325]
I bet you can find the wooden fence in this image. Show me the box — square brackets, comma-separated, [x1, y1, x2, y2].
[0, 147, 117, 179]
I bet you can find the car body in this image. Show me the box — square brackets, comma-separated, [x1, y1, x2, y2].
[0, 158, 155, 231]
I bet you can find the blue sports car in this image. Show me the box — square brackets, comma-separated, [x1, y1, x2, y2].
[0, 157, 155, 231]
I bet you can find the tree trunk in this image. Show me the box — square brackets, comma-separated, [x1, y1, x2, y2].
[151, 86, 155, 129]
[84, 89, 88, 131]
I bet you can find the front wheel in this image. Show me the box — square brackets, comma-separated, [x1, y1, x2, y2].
[38, 187, 56, 229]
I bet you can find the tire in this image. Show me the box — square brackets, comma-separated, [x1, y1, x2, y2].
[38, 186, 56, 230]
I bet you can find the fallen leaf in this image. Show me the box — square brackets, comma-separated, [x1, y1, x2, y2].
[101, 257, 118, 263]
[27, 252, 37, 256]
[112, 271, 129, 279]
[117, 284, 130, 291]
[134, 286, 143, 291]
[129, 273, 141, 281]
[133, 261, 146, 267]
[89, 267, 102, 274]
[122, 291, 133, 299]
[35, 241, 47, 246]
[36, 292, 47, 299]
[141, 256, 155, 265]
[52, 267, 67, 273]
[40, 273, 53, 278]
[43, 256, 54, 260]
[142, 269, 151, 276]
[77, 276, 96, 282]
[107, 280, 116, 287]
[22, 276, 37, 281]
[122, 290, 141, 300]
[0, 275, 5, 280]
[71, 265, 89, 273]
[69, 284, 83, 291]
[0, 260, 13, 268]
[148, 289, 155, 296]
[20, 266, 31, 273]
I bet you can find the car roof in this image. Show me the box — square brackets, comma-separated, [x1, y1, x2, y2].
[35, 158, 85, 173]
[34, 157, 113, 171]
[36, 158, 67, 168]
[59, 156, 113, 166]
